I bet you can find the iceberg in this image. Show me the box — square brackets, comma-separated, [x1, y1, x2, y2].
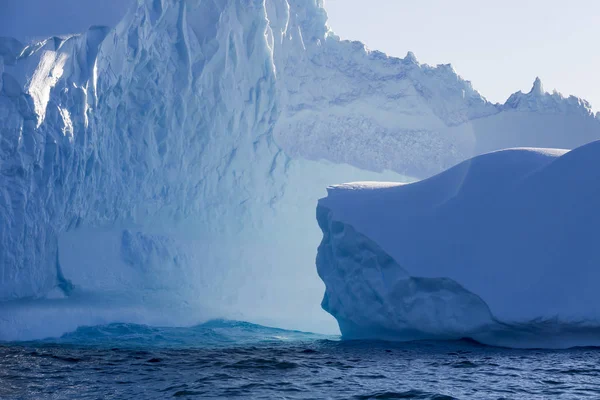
[317, 141, 600, 348]
[1, 0, 599, 340]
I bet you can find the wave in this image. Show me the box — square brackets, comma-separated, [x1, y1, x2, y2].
[7, 319, 600, 352]
[7, 320, 332, 349]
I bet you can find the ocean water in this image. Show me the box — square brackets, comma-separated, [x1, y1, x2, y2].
[1, 320, 600, 399]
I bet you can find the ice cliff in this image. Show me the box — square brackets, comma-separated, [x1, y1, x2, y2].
[317, 141, 600, 348]
[1, 0, 599, 340]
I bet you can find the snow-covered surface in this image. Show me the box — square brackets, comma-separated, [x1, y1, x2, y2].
[0, 0, 599, 340]
[317, 142, 600, 348]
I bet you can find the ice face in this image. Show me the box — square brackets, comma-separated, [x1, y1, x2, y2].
[317, 142, 600, 348]
[316, 207, 496, 341]
[0, 0, 599, 340]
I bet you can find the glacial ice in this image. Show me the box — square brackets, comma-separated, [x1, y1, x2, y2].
[317, 141, 600, 348]
[1, 0, 600, 340]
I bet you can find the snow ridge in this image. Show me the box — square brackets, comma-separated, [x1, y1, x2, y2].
[271, 23, 600, 175]
[504, 77, 598, 118]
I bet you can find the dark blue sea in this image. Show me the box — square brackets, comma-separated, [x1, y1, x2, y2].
[1, 320, 600, 399]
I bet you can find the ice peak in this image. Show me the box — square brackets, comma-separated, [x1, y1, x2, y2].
[404, 51, 418, 64]
[531, 77, 544, 96]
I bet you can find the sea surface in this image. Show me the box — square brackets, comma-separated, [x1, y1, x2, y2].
[1, 320, 600, 399]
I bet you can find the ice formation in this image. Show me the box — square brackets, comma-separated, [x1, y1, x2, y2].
[317, 141, 600, 348]
[1, 0, 599, 340]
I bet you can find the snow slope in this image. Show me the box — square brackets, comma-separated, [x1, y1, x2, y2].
[0, 0, 599, 340]
[317, 141, 600, 348]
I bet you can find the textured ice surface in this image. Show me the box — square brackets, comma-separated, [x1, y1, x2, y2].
[1, 0, 600, 340]
[317, 141, 600, 347]
[316, 213, 495, 341]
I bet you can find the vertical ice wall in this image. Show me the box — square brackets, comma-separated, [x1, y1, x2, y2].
[1, 0, 283, 302]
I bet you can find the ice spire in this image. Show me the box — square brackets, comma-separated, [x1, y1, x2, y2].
[404, 51, 418, 64]
[531, 77, 544, 96]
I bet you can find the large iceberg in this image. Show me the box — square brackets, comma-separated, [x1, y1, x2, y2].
[317, 141, 600, 348]
[1, 0, 599, 340]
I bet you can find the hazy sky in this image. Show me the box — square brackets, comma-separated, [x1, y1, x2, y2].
[1, 0, 598, 109]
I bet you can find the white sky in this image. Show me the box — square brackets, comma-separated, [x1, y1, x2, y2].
[325, 0, 600, 110]
[1, 0, 598, 110]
